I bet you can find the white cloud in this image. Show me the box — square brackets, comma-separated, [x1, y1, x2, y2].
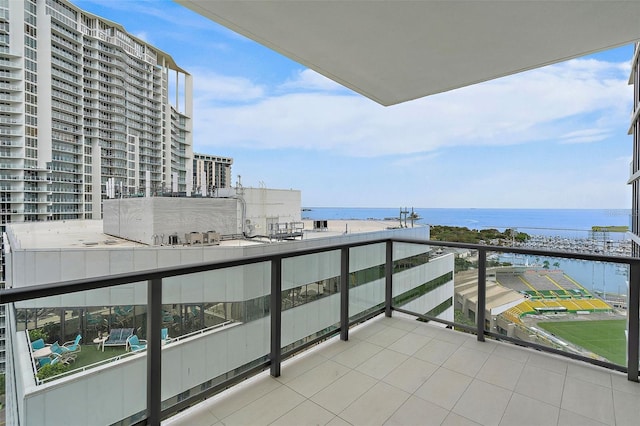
[279, 69, 346, 92]
[191, 69, 265, 103]
[390, 153, 440, 167]
[559, 128, 612, 144]
[192, 58, 632, 157]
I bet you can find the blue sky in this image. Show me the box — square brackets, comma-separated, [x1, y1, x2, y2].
[75, 0, 634, 209]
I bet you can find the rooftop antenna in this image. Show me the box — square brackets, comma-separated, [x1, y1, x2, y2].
[400, 207, 409, 228]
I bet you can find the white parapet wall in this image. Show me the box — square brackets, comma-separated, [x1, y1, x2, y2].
[103, 197, 239, 245]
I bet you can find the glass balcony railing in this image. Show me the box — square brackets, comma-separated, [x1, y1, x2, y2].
[1, 236, 638, 425]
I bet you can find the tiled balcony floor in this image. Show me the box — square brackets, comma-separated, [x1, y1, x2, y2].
[163, 314, 640, 426]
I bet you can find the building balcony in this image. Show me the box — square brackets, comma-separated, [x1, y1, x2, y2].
[168, 314, 640, 426]
[1, 232, 638, 426]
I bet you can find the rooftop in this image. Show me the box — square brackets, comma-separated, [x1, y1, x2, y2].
[163, 313, 640, 426]
[6, 219, 399, 250]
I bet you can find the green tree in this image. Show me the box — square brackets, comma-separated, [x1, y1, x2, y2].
[36, 363, 70, 381]
[28, 328, 48, 342]
[542, 260, 550, 269]
[455, 257, 473, 272]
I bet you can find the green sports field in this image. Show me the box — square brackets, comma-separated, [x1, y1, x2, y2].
[537, 319, 627, 366]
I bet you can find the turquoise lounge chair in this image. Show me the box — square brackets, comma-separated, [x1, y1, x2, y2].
[62, 335, 82, 353]
[40, 350, 76, 367]
[50, 341, 64, 355]
[126, 334, 147, 352]
[38, 354, 60, 368]
[31, 338, 46, 350]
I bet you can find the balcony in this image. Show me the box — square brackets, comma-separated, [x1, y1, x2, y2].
[164, 314, 639, 426]
[1, 231, 638, 426]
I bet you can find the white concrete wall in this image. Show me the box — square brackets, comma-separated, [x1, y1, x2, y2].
[161, 319, 270, 400]
[393, 254, 455, 322]
[282, 250, 341, 291]
[18, 319, 271, 426]
[103, 198, 239, 244]
[282, 294, 341, 347]
[23, 350, 147, 426]
[350, 278, 385, 317]
[349, 242, 386, 271]
[242, 188, 301, 235]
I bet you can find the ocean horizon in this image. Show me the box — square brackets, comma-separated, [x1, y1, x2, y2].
[302, 207, 632, 237]
[302, 207, 631, 295]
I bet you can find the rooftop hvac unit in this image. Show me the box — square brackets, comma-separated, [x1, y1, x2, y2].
[207, 231, 221, 245]
[186, 232, 203, 245]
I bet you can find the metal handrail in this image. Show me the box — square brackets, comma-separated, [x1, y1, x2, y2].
[1, 236, 638, 426]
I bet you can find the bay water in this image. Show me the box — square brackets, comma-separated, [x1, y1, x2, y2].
[302, 207, 631, 296]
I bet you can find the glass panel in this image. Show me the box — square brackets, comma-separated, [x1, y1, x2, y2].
[161, 262, 271, 412]
[391, 242, 454, 324]
[348, 243, 386, 321]
[493, 251, 628, 367]
[281, 250, 341, 353]
[11, 282, 147, 425]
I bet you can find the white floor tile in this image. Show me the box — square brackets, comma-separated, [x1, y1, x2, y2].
[527, 352, 568, 375]
[475, 353, 525, 390]
[162, 404, 218, 426]
[441, 412, 482, 426]
[387, 331, 432, 355]
[413, 338, 460, 365]
[331, 340, 383, 368]
[277, 352, 330, 384]
[269, 400, 336, 426]
[414, 367, 473, 410]
[384, 395, 449, 426]
[355, 348, 409, 380]
[451, 379, 512, 426]
[366, 325, 409, 347]
[442, 346, 491, 377]
[561, 377, 615, 425]
[311, 369, 378, 415]
[557, 409, 608, 426]
[499, 393, 560, 426]
[220, 385, 305, 426]
[566, 362, 612, 388]
[286, 359, 351, 398]
[206, 375, 282, 420]
[382, 356, 438, 393]
[339, 382, 410, 426]
[612, 389, 640, 426]
[514, 364, 565, 407]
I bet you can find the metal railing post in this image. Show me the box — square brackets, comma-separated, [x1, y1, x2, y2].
[477, 249, 486, 342]
[385, 240, 393, 317]
[340, 247, 349, 341]
[628, 263, 639, 382]
[147, 278, 162, 425]
[270, 257, 282, 377]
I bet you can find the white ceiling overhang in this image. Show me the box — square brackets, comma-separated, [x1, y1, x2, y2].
[175, 1, 640, 106]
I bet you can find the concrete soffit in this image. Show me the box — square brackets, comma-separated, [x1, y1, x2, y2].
[175, 0, 640, 106]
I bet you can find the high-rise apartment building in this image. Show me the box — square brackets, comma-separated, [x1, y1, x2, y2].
[0, 0, 193, 372]
[0, 0, 192, 223]
[193, 153, 233, 195]
[630, 42, 640, 256]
